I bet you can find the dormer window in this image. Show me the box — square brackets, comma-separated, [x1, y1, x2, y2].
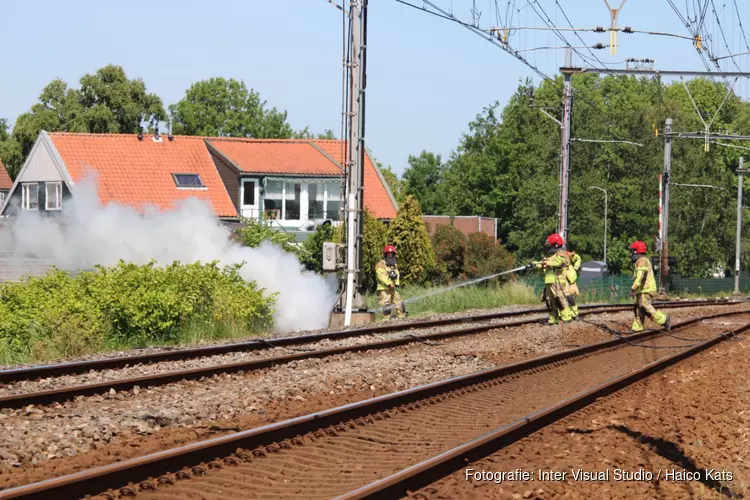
[172, 173, 205, 188]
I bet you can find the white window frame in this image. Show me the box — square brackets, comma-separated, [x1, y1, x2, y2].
[262, 179, 342, 223]
[22, 183, 39, 211]
[0, 192, 5, 206]
[45, 182, 63, 211]
[240, 178, 260, 218]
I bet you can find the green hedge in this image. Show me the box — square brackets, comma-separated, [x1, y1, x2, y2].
[0, 260, 276, 363]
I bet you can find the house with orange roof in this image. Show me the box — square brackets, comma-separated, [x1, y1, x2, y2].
[0, 130, 398, 239]
[205, 138, 397, 230]
[0, 160, 12, 206]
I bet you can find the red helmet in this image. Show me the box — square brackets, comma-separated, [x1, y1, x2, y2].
[383, 245, 397, 255]
[630, 241, 647, 254]
[546, 233, 564, 248]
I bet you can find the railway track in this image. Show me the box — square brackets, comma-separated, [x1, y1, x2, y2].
[0, 299, 737, 409]
[1, 308, 747, 500]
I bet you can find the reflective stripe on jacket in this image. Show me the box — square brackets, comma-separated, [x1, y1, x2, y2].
[535, 249, 570, 285]
[376, 260, 400, 291]
[632, 256, 657, 294]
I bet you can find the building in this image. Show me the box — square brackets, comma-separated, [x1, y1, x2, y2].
[0, 160, 12, 206]
[205, 137, 397, 231]
[0, 131, 398, 238]
[422, 215, 498, 240]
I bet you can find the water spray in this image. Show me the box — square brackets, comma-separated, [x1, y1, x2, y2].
[373, 265, 529, 313]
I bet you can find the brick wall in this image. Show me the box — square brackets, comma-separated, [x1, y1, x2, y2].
[422, 216, 497, 240]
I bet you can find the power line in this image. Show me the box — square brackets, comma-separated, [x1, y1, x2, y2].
[394, 0, 553, 81]
[708, 0, 743, 72]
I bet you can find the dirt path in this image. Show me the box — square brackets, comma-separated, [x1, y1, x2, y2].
[419, 319, 750, 499]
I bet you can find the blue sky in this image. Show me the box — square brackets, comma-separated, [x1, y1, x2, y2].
[1, 1, 748, 173]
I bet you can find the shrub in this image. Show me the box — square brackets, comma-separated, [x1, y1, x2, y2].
[465, 233, 514, 280]
[431, 222, 467, 283]
[235, 216, 300, 255]
[0, 261, 276, 362]
[362, 209, 388, 292]
[387, 196, 437, 285]
[299, 223, 336, 274]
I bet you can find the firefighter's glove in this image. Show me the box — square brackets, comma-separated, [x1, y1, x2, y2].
[388, 270, 397, 280]
[629, 290, 635, 298]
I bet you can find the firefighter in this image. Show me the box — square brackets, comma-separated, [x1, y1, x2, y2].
[629, 241, 671, 332]
[565, 241, 583, 318]
[527, 233, 574, 325]
[376, 245, 406, 319]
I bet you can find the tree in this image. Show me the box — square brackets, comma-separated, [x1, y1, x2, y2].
[293, 127, 336, 140]
[299, 223, 336, 273]
[431, 222, 467, 283]
[465, 233, 514, 280]
[378, 164, 402, 202]
[0, 65, 165, 177]
[386, 196, 436, 285]
[170, 77, 292, 138]
[401, 151, 445, 214]
[361, 209, 388, 292]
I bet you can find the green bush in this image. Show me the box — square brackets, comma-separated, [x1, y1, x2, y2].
[235, 216, 299, 255]
[431, 222, 467, 283]
[299, 223, 336, 273]
[0, 261, 276, 363]
[465, 233, 514, 280]
[387, 196, 437, 286]
[362, 209, 388, 292]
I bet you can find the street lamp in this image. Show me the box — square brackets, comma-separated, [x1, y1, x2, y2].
[588, 186, 608, 264]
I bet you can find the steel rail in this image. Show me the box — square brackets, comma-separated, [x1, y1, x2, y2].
[0, 301, 735, 409]
[0, 298, 733, 385]
[337, 326, 750, 499]
[0, 308, 746, 500]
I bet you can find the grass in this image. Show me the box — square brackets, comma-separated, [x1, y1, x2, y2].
[365, 280, 540, 319]
[0, 320, 264, 367]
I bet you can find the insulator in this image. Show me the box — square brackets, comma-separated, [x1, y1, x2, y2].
[594, 26, 605, 32]
[622, 26, 633, 33]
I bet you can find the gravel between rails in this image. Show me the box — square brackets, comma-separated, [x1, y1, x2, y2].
[0, 303, 549, 372]
[0, 313, 558, 397]
[419, 318, 750, 499]
[0, 303, 745, 486]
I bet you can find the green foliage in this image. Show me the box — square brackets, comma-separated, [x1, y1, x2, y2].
[396, 75, 750, 278]
[378, 164, 402, 203]
[431, 222, 467, 283]
[364, 280, 538, 318]
[300, 223, 336, 273]
[235, 216, 300, 255]
[170, 77, 292, 138]
[361, 209, 388, 292]
[465, 233, 514, 279]
[401, 151, 445, 214]
[293, 127, 337, 140]
[387, 196, 436, 285]
[0, 261, 275, 363]
[0, 65, 165, 177]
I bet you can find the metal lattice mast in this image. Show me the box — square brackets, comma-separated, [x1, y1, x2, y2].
[339, 0, 368, 327]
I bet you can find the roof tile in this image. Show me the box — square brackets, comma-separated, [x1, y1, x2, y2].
[0, 159, 12, 190]
[210, 138, 397, 219]
[49, 133, 237, 218]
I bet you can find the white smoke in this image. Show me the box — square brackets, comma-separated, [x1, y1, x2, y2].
[0, 174, 338, 332]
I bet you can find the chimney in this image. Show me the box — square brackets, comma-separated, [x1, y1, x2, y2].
[168, 118, 174, 142]
[153, 120, 162, 142]
[137, 126, 143, 141]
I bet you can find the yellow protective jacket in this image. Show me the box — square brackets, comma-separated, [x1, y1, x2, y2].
[631, 256, 657, 294]
[565, 251, 582, 284]
[376, 260, 400, 292]
[534, 249, 571, 285]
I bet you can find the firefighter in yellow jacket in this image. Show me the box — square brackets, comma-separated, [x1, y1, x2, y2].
[565, 242, 583, 318]
[376, 245, 406, 319]
[528, 234, 574, 325]
[629, 241, 671, 332]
